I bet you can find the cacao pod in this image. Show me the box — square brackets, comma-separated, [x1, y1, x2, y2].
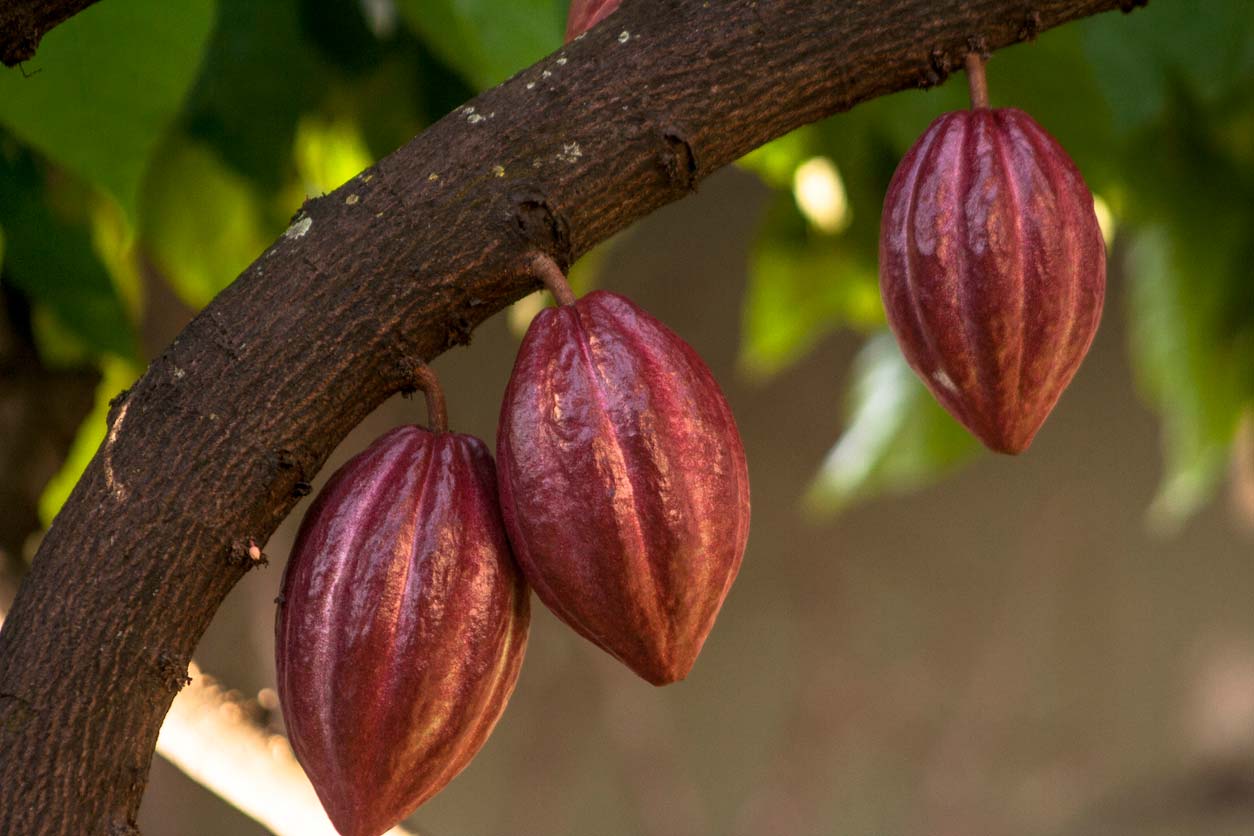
[497, 290, 750, 685]
[565, 0, 620, 42]
[879, 107, 1106, 454]
[276, 426, 529, 836]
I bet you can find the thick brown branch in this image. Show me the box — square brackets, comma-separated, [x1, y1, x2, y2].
[0, 0, 103, 66]
[0, 1, 1140, 832]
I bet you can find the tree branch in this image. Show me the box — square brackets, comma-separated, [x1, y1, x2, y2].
[0, 0, 103, 66]
[0, 1, 1140, 832]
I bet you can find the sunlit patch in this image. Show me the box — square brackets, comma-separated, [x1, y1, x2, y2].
[1092, 193, 1116, 246]
[792, 156, 851, 234]
[508, 291, 548, 337]
[294, 117, 374, 197]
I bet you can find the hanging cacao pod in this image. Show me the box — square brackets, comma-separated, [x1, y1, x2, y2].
[276, 424, 529, 836]
[879, 104, 1106, 454]
[498, 287, 750, 685]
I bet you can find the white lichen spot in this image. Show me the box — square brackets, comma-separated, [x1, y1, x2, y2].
[360, 173, 374, 183]
[172, 367, 186, 380]
[104, 401, 130, 503]
[375, 211, 384, 218]
[541, 70, 552, 79]
[284, 216, 313, 240]
[428, 172, 439, 181]
[556, 57, 567, 66]
[345, 193, 360, 205]
[461, 105, 476, 115]
[932, 369, 958, 393]
[618, 30, 631, 43]
[492, 164, 505, 177]
[532, 157, 543, 169]
[468, 112, 485, 123]
[556, 142, 583, 164]
[526, 81, 536, 89]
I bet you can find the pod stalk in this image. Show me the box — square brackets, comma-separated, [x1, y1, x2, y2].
[411, 365, 448, 433]
[966, 53, 989, 110]
[531, 253, 576, 306]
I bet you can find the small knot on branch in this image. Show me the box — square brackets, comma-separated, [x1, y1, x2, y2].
[658, 125, 700, 191]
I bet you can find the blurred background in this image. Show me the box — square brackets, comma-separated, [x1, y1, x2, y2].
[2, 1, 1254, 834]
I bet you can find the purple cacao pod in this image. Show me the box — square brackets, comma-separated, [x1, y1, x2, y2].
[565, 0, 619, 42]
[879, 107, 1106, 454]
[275, 426, 529, 836]
[497, 290, 750, 685]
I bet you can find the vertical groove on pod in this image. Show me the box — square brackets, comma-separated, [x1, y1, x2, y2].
[568, 303, 669, 658]
[951, 113, 994, 428]
[902, 117, 966, 421]
[1015, 115, 1084, 404]
[989, 111, 1028, 431]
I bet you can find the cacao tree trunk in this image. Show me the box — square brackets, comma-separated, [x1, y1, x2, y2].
[0, 1, 1141, 832]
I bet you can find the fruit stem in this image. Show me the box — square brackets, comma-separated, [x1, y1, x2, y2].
[411, 365, 449, 433]
[966, 52, 989, 109]
[531, 253, 576, 306]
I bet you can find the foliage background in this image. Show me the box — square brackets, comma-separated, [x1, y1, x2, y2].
[1, 1, 1253, 834]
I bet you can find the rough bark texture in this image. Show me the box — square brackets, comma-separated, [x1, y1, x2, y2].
[0, 1, 1140, 833]
[0, 0, 103, 66]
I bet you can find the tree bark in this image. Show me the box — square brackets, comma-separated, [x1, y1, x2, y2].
[0, 1, 1141, 832]
[0, 0, 103, 66]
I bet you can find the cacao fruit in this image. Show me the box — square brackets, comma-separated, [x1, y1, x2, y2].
[276, 425, 529, 836]
[879, 106, 1106, 454]
[497, 289, 750, 685]
[565, 0, 620, 42]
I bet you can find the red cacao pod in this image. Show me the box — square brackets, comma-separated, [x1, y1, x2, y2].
[879, 107, 1106, 454]
[565, 0, 619, 42]
[275, 426, 529, 836]
[497, 290, 750, 685]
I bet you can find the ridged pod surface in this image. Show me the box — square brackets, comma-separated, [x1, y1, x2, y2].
[879, 107, 1106, 453]
[498, 290, 750, 685]
[275, 426, 529, 836]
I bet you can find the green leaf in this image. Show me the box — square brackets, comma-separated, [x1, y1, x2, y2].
[1082, 0, 1254, 135]
[0, 140, 137, 359]
[395, 0, 564, 89]
[805, 332, 980, 516]
[737, 127, 817, 189]
[1126, 228, 1252, 531]
[140, 136, 273, 309]
[39, 358, 141, 526]
[185, 0, 326, 188]
[292, 117, 376, 196]
[740, 238, 881, 379]
[0, 0, 215, 218]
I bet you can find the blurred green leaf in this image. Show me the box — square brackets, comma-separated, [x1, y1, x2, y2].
[1082, 1, 1254, 134]
[740, 237, 881, 379]
[805, 332, 980, 516]
[293, 116, 376, 196]
[185, 0, 326, 188]
[1126, 228, 1252, 530]
[737, 127, 816, 189]
[395, 0, 563, 89]
[0, 141, 137, 359]
[0, 0, 214, 218]
[738, 113, 899, 379]
[39, 357, 140, 525]
[140, 136, 273, 309]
